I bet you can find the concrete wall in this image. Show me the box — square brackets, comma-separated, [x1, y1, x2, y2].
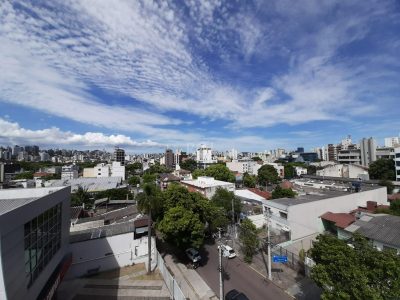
[288, 187, 387, 240]
[0, 187, 70, 300]
[66, 235, 155, 279]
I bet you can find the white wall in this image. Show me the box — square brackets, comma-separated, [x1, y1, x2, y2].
[66, 235, 155, 279]
[288, 187, 387, 240]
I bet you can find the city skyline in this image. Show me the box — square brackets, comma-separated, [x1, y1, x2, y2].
[1, 0, 400, 151]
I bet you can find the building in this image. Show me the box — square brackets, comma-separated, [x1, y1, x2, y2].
[384, 137, 400, 148]
[396, 147, 400, 182]
[47, 177, 123, 193]
[295, 166, 307, 176]
[343, 213, 400, 254]
[61, 165, 78, 180]
[299, 152, 318, 162]
[263, 183, 387, 241]
[0, 187, 71, 300]
[158, 173, 180, 191]
[360, 137, 377, 167]
[337, 149, 361, 165]
[113, 147, 125, 166]
[235, 188, 271, 205]
[226, 160, 262, 176]
[181, 176, 235, 199]
[264, 163, 284, 178]
[376, 147, 395, 160]
[196, 145, 217, 169]
[39, 152, 50, 162]
[327, 144, 337, 161]
[83, 162, 125, 181]
[316, 164, 369, 180]
[165, 149, 174, 169]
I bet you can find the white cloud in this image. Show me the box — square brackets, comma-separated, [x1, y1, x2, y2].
[0, 118, 163, 148]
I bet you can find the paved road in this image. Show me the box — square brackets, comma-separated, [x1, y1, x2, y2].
[196, 242, 293, 300]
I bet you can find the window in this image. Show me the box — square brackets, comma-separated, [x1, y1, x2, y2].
[279, 211, 288, 219]
[24, 203, 62, 287]
[396, 161, 400, 167]
[396, 153, 400, 158]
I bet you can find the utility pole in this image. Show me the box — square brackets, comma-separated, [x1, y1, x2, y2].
[218, 228, 224, 300]
[266, 209, 272, 280]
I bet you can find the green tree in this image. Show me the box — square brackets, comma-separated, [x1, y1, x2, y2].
[369, 158, 395, 180]
[128, 176, 141, 186]
[271, 186, 296, 199]
[14, 171, 34, 180]
[284, 164, 295, 179]
[71, 185, 90, 207]
[310, 234, 400, 300]
[390, 199, 400, 216]
[307, 165, 317, 175]
[239, 218, 259, 263]
[205, 164, 235, 182]
[379, 179, 394, 194]
[211, 187, 242, 219]
[158, 206, 205, 249]
[94, 188, 133, 200]
[146, 163, 171, 175]
[180, 159, 197, 172]
[192, 168, 206, 179]
[257, 165, 280, 186]
[137, 183, 163, 274]
[252, 156, 262, 162]
[142, 173, 157, 184]
[126, 162, 143, 175]
[243, 173, 257, 188]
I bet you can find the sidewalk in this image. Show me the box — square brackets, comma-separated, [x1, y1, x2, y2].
[162, 253, 217, 300]
[249, 249, 321, 300]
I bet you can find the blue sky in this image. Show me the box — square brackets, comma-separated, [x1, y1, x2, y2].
[0, 0, 399, 152]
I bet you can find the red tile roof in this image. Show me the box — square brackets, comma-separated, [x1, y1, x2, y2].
[388, 193, 400, 201]
[134, 217, 152, 228]
[320, 212, 356, 229]
[248, 188, 271, 200]
[280, 180, 293, 189]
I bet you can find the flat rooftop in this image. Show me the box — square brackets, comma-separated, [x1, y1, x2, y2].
[0, 187, 65, 216]
[268, 184, 382, 208]
[181, 176, 234, 188]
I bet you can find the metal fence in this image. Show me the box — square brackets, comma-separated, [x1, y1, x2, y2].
[271, 245, 305, 274]
[156, 251, 187, 300]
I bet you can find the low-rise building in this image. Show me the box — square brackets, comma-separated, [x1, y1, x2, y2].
[226, 160, 262, 176]
[158, 173, 180, 191]
[295, 166, 307, 176]
[83, 162, 125, 181]
[316, 164, 369, 180]
[344, 213, 400, 254]
[61, 165, 78, 180]
[263, 183, 387, 242]
[181, 176, 235, 199]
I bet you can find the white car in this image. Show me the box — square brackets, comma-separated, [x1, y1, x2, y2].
[218, 244, 236, 259]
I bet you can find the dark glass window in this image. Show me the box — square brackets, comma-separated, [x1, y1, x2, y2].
[24, 203, 62, 287]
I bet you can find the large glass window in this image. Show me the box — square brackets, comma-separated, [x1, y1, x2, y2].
[24, 203, 62, 287]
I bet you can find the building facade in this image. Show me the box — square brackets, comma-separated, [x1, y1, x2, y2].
[165, 149, 174, 169]
[113, 147, 125, 166]
[226, 160, 262, 176]
[0, 187, 71, 300]
[61, 165, 79, 180]
[337, 149, 362, 165]
[360, 137, 377, 167]
[181, 176, 235, 199]
[396, 147, 400, 182]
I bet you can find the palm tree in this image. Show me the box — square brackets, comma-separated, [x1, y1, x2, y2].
[137, 183, 161, 274]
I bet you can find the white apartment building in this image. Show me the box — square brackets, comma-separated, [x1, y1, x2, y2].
[316, 164, 369, 180]
[226, 160, 262, 176]
[61, 165, 78, 180]
[196, 145, 217, 168]
[396, 147, 400, 182]
[384, 137, 400, 148]
[295, 166, 307, 176]
[376, 147, 395, 160]
[263, 185, 387, 241]
[181, 176, 235, 199]
[83, 162, 125, 181]
[337, 149, 361, 165]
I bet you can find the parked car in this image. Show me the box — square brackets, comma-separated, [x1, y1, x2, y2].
[225, 289, 249, 300]
[185, 248, 201, 268]
[217, 244, 236, 258]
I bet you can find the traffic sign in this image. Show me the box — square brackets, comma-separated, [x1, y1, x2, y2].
[273, 255, 288, 263]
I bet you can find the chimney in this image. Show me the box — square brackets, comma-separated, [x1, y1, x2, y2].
[366, 201, 377, 211]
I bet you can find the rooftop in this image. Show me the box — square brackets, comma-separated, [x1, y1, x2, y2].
[0, 187, 65, 216]
[181, 176, 234, 188]
[320, 212, 356, 229]
[268, 184, 383, 208]
[345, 214, 400, 248]
[47, 177, 122, 192]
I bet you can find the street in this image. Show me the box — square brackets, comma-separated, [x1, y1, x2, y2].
[197, 242, 293, 300]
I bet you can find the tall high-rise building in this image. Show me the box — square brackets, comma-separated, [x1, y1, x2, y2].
[360, 137, 377, 167]
[165, 149, 174, 169]
[113, 147, 125, 166]
[327, 144, 337, 161]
